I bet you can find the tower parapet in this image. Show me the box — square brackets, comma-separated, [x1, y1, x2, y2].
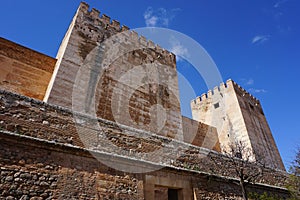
[230, 79, 260, 104]
[192, 79, 259, 104]
[73, 2, 175, 62]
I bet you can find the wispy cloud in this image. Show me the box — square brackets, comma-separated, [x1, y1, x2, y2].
[274, 0, 289, 8]
[144, 7, 180, 27]
[246, 78, 254, 85]
[252, 35, 270, 45]
[239, 79, 267, 94]
[240, 78, 254, 86]
[248, 88, 267, 93]
[169, 36, 189, 62]
[272, 0, 293, 35]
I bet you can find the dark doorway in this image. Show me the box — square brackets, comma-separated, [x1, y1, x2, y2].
[168, 189, 179, 200]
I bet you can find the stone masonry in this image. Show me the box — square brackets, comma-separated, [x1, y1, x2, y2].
[0, 1, 289, 199]
[191, 80, 285, 171]
[43, 2, 182, 140]
[0, 90, 289, 199]
[0, 38, 56, 100]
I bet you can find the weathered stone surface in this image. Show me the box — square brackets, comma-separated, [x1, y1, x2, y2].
[0, 38, 56, 100]
[191, 79, 285, 171]
[0, 89, 222, 165]
[0, 130, 290, 199]
[0, 2, 289, 199]
[44, 2, 182, 141]
[0, 90, 290, 199]
[182, 116, 220, 151]
[0, 134, 143, 199]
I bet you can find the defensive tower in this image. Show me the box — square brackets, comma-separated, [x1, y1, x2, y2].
[43, 2, 182, 138]
[0, 2, 289, 199]
[191, 79, 285, 170]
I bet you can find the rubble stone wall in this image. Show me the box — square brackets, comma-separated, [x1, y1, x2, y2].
[0, 131, 290, 200]
[0, 90, 290, 199]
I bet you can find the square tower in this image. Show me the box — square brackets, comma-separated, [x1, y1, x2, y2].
[43, 2, 182, 139]
[191, 79, 285, 170]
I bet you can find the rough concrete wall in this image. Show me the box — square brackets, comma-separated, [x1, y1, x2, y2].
[0, 38, 56, 100]
[45, 2, 182, 138]
[182, 116, 221, 151]
[232, 82, 285, 170]
[191, 79, 285, 171]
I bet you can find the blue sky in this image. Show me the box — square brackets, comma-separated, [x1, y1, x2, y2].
[1, 0, 299, 170]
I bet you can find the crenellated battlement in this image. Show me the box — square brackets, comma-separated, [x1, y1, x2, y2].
[230, 79, 260, 105]
[192, 80, 228, 104]
[76, 2, 175, 61]
[191, 79, 260, 104]
[77, 2, 127, 32]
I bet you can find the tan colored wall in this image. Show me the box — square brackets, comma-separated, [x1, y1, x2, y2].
[1, 132, 289, 200]
[0, 90, 290, 199]
[0, 90, 288, 187]
[0, 2, 289, 198]
[0, 133, 144, 199]
[0, 37, 56, 100]
[182, 116, 221, 151]
[45, 2, 182, 139]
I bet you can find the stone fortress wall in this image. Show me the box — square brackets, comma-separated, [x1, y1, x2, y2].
[0, 2, 289, 199]
[0, 38, 56, 100]
[0, 90, 289, 199]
